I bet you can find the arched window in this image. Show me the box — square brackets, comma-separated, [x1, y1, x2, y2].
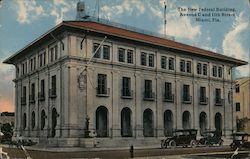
[164, 110, 173, 136]
[31, 111, 35, 129]
[215, 112, 222, 133]
[143, 109, 154, 137]
[199, 112, 207, 135]
[121, 107, 132, 137]
[41, 110, 46, 130]
[96, 106, 108, 137]
[182, 111, 191, 129]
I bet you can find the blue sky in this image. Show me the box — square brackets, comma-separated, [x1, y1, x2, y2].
[0, 0, 249, 112]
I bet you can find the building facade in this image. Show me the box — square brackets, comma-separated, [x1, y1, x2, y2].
[234, 77, 250, 133]
[4, 19, 247, 147]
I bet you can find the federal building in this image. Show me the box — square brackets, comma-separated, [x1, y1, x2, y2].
[3, 2, 248, 147]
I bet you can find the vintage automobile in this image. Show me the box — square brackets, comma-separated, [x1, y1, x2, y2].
[230, 132, 250, 150]
[199, 130, 223, 146]
[161, 129, 198, 148]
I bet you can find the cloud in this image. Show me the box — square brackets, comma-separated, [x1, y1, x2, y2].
[16, 0, 46, 24]
[222, 12, 250, 77]
[101, 0, 145, 19]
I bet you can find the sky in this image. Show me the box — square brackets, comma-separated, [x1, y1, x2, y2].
[0, 0, 249, 112]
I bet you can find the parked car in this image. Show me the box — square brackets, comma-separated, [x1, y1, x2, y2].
[161, 129, 198, 148]
[199, 130, 223, 146]
[230, 132, 250, 150]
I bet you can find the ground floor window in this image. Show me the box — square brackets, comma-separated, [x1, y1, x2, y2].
[96, 106, 108, 137]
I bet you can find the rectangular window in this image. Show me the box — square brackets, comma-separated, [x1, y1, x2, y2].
[51, 75, 56, 96]
[55, 45, 58, 60]
[203, 64, 207, 76]
[21, 86, 27, 105]
[213, 66, 217, 77]
[161, 56, 167, 69]
[236, 103, 240, 112]
[93, 43, 101, 58]
[169, 57, 174, 70]
[30, 59, 33, 72]
[23, 86, 26, 98]
[144, 80, 153, 98]
[197, 63, 202, 74]
[180, 60, 185, 72]
[39, 54, 42, 67]
[235, 84, 240, 93]
[50, 47, 54, 62]
[41, 79, 45, 95]
[186, 61, 191, 73]
[165, 82, 172, 100]
[103, 45, 110, 60]
[118, 48, 125, 62]
[122, 77, 131, 97]
[215, 88, 221, 104]
[97, 74, 107, 95]
[33, 57, 36, 70]
[183, 84, 190, 101]
[127, 50, 133, 64]
[141, 52, 147, 66]
[200, 87, 206, 102]
[218, 67, 222, 78]
[148, 54, 154, 67]
[30, 83, 35, 102]
[43, 52, 46, 65]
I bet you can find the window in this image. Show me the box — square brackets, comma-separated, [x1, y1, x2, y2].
[103, 45, 110, 60]
[161, 56, 167, 69]
[141, 52, 147, 66]
[30, 59, 33, 72]
[186, 61, 191, 73]
[144, 80, 153, 99]
[180, 60, 185, 72]
[127, 50, 133, 64]
[218, 67, 222, 78]
[165, 82, 173, 101]
[169, 57, 174, 70]
[39, 79, 45, 100]
[212, 66, 217, 77]
[235, 84, 240, 93]
[215, 88, 221, 104]
[203, 64, 207, 76]
[30, 83, 35, 102]
[50, 47, 54, 62]
[197, 63, 202, 74]
[43, 52, 46, 65]
[93, 43, 101, 58]
[236, 103, 240, 112]
[21, 86, 26, 105]
[148, 54, 154, 67]
[118, 48, 125, 62]
[31, 111, 35, 129]
[39, 51, 46, 67]
[200, 87, 206, 103]
[183, 85, 190, 102]
[55, 45, 58, 60]
[97, 74, 107, 95]
[122, 77, 131, 97]
[49, 75, 56, 98]
[22, 62, 27, 75]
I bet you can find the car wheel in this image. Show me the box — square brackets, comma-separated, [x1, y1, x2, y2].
[204, 141, 210, 147]
[168, 140, 176, 149]
[218, 140, 223, 146]
[190, 140, 197, 148]
[161, 140, 167, 149]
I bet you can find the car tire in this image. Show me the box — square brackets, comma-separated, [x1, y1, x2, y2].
[204, 141, 210, 147]
[161, 140, 167, 149]
[190, 140, 197, 148]
[168, 140, 176, 149]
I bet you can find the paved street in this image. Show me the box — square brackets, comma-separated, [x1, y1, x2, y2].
[1, 146, 234, 159]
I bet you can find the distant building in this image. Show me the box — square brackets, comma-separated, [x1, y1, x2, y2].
[234, 77, 250, 133]
[0, 112, 15, 126]
[3, 2, 248, 148]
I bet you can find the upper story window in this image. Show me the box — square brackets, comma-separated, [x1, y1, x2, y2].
[21, 86, 27, 105]
[183, 84, 191, 102]
[203, 64, 207, 76]
[180, 60, 185, 72]
[235, 102, 240, 112]
[215, 88, 222, 106]
[93, 43, 110, 60]
[97, 74, 109, 96]
[148, 54, 154, 67]
[197, 63, 202, 74]
[212, 65, 223, 78]
[30, 83, 35, 103]
[103, 45, 110, 60]
[127, 50, 133, 64]
[144, 80, 154, 100]
[141, 52, 147, 66]
[49, 75, 57, 98]
[186, 61, 192, 73]
[212, 66, 217, 77]
[38, 79, 45, 101]
[200, 87, 207, 104]
[169, 57, 175, 70]
[22, 61, 27, 75]
[218, 66, 222, 78]
[122, 77, 132, 97]
[118, 48, 125, 62]
[49, 45, 58, 62]
[39, 51, 46, 67]
[161, 56, 167, 69]
[235, 84, 240, 93]
[164, 82, 173, 102]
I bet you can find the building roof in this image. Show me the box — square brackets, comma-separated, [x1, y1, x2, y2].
[3, 19, 248, 66]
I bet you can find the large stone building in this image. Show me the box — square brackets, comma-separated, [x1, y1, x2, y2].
[234, 77, 250, 133]
[3, 15, 248, 147]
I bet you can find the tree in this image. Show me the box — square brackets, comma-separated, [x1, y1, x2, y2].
[236, 117, 248, 132]
[0, 123, 13, 143]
